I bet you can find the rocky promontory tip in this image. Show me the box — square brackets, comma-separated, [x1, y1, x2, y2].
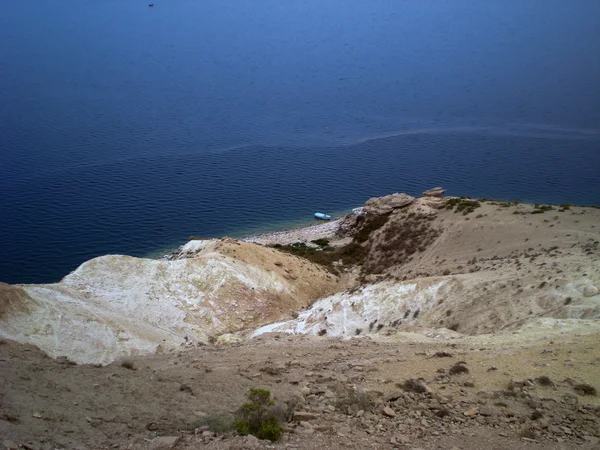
[363, 192, 415, 215]
[423, 186, 446, 197]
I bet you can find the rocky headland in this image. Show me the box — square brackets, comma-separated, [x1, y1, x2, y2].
[1, 190, 599, 449]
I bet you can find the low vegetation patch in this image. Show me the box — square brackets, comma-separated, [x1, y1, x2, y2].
[536, 376, 553, 386]
[531, 204, 554, 214]
[234, 388, 282, 441]
[399, 378, 428, 394]
[573, 383, 597, 396]
[448, 362, 469, 375]
[445, 198, 481, 215]
[273, 210, 440, 280]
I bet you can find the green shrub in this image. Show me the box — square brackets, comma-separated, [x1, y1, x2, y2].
[234, 388, 282, 441]
[310, 238, 330, 247]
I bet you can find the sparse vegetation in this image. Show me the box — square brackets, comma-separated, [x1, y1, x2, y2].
[400, 378, 428, 393]
[448, 362, 469, 375]
[520, 427, 538, 439]
[310, 238, 330, 248]
[445, 198, 481, 215]
[432, 351, 453, 358]
[536, 376, 553, 386]
[233, 388, 282, 441]
[120, 360, 136, 370]
[448, 323, 459, 332]
[531, 204, 554, 214]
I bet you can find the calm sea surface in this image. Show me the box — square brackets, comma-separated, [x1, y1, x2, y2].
[1, 0, 600, 284]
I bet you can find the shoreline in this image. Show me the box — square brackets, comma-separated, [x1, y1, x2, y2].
[163, 194, 600, 257]
[241, 217, 343, 246]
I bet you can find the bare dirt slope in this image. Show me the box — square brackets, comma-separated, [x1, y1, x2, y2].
[1, 327, 599, 449]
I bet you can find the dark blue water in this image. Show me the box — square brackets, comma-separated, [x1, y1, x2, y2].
[1, 0, 600, 284]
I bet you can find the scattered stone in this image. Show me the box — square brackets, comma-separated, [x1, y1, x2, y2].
[397, 435, 410, 444]
[583, 284, 599, 297]
[463, 408, 479, 417]
[382, 406, 396, 418]
[179, 383, 193, 395]
[337, 426, 352, 436]
[478, 405, 492, 416]
[152, 436, 181, 449]
[300, 386, 311, 396]
[3, 441, 18, 450]
[293, 411, 319, 422]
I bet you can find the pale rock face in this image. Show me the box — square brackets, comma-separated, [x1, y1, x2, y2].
[0, 240, 337, 365]
[253, 278, 453, 338]
[583, 284, 599, 298]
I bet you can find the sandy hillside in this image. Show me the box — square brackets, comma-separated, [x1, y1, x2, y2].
[1, 192, 599, 449]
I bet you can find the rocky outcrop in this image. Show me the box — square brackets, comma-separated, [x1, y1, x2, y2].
[0, 239, 338, 364]
[423, 186, 446, 197]
[363, 193, 415, 215]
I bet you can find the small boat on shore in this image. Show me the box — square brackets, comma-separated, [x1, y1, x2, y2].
[314, 212, 331, 220]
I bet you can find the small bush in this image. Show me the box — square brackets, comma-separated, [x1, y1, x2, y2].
[120, 360, 136, 370]
[432, 351, 453, 358]
[520, 427, 538, 439]
[448, 362, 469, 375]
[448, 323, 460, 332]
[536, 376, 553, 386]
[234, 388, 282, 441]
[564, 297, 572, 305]
[574, 384, 597, 396]
[530, 410, 543, 420]
[318, 329, 327, 336]
[400, 378, 428, 394]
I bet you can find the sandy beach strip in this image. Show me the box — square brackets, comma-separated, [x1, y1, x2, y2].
[242, 219, 342, 246]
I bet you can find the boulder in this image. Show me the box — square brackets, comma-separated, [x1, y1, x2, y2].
[423, 187, 446, 197]
[363, 193, 415, 215]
